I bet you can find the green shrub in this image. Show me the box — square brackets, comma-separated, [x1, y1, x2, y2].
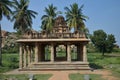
[113, 48, 120, 53]
[8, 57, 19, 69]
[0, 54, 19, 73]
[2, 44, 19, 54]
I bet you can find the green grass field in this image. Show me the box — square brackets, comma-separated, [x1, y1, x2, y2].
[0, 74, 52, 80]
[69, 73, 105, 80]
[88, 53, 120, 78]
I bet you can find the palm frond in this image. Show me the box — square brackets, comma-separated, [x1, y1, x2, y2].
[12, 0, 37, 33]
[65, 3, 88, 31]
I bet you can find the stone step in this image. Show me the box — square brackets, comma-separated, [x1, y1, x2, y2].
[20, 66, 90, 71]
[32, 64, 89, 68]
[33, 67, 90, 70]
[27, 62, 90, 70]
[19, 62, 90, 71]
[31, 62, 89, 65]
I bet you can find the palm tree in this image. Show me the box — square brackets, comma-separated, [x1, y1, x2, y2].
[83, 27, 90, 38]
[12, 0, 38, 34]
[0, 0, 13, 65]
[64, 3, 88, 32]
[41, 4, 60, 32]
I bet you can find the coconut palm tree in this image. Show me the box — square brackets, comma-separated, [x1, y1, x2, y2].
[83, 27, 90, 38]
[0, 0, 13, 65]
[41, 4, 60, 32]
[12, 0, 38, 34]
[64, 3, 88, 32]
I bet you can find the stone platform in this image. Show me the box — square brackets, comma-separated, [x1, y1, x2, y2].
[19, 62, 90, 71]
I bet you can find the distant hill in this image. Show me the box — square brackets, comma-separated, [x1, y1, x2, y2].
[1, 30, 18, 48]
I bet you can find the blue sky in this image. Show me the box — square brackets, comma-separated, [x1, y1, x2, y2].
[1, 0, 120, 46]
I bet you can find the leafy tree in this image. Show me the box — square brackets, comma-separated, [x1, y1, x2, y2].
[64, 3, 88, 32]
[12, 0, 38, 34]
[90, 30, 116, 56]
[106, 34, 116, 52]
[91, 30, 107, 56]
[0, 0, 13, 65]
[41, 4, 60, 33]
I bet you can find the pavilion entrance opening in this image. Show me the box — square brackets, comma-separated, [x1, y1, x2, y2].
[55, 45, 67, 61]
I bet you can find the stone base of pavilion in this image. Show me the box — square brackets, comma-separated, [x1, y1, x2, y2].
[19, 61, 90, 71]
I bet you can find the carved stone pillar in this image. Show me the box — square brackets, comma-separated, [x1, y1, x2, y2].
[23, 45, 27, 68]
[35, 43, 39, 63]
[67, 44, 71, 62]
[19, 44, 23, 69]
[83, 44, 87, 62]
[51, 43, 54, 62]
[31, 47, 34, 62]
[27, 46, 31, 66]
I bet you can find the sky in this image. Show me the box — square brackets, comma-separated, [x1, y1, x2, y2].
[1, 0, 120, 46]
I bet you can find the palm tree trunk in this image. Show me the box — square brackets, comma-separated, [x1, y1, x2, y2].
[0, 24, 2, 65]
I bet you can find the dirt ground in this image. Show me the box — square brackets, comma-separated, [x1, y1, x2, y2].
[4, 69, 119, 80]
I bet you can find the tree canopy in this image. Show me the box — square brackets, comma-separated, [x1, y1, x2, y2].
[41, 4, 60, 32]
[12, 0, 38, 34]
[90, 30, 116, 56]
[0, 0, 13, 21]
[64, 3, 88, 32]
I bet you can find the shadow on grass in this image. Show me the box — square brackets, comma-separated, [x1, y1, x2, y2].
[89, 63, 103, 69]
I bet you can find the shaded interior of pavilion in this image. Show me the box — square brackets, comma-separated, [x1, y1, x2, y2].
[20, 43, 86, 62]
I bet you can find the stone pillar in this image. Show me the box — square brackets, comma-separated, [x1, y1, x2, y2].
[67, 44, 71, 62]
[83, 44, 87, 62]
[35, 43, 39, 63]
[30, 46, 34, 62]
[27, 46, 31, 66]
[51, 43, 54, 62]
[19, 44, 23, 69]
[23, 45, 27, 68]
